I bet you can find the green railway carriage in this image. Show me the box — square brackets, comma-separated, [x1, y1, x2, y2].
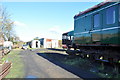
[62, 31, 74, 48]
[74, 1, 120, 47]
[62, 0, 120, 63]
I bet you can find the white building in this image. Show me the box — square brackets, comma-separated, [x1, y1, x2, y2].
[3, 41, 13, 50]
[30, 40, 40, 48]
[40, 38, 58, 48]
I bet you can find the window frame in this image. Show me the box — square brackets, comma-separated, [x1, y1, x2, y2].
[106, 6, 116, 25]
[93, 13, 101, 28]
[118, 4, 120, 22]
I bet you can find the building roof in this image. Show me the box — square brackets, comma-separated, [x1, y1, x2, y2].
[63, 30, 74, 36]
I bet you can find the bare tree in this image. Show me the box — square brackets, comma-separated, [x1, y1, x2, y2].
[0, 5, 14, 41]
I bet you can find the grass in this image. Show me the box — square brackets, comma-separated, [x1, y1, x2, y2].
[3, 49, 25, 78]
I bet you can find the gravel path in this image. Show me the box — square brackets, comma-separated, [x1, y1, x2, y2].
[19, 49, 80, 78]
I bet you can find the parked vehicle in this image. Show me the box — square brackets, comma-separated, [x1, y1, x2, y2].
[62, 31, 74, 49]
[22, 44, 28, 50]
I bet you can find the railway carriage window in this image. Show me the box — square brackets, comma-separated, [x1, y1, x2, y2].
[106, 7, 115, 24]
[119, 4, 120, 22]
[65, 36, 69, 40]
[71, 36, 73, 40]
[94, 14, 100, 28]
[62, 35, 67, 39]
[68, 36, 71, 40]
[62, 36, 65, 39]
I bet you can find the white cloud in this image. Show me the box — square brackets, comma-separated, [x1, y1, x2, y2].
[45, 26, 74, 40]
[14, 21, 27, 27]
[18, 26, 73, 42]
[32, 26, 63, 40]
[49, 26, 64, 34]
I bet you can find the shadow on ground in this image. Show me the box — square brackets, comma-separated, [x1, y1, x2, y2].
[47, 48, 66, 52]
[37, 51, 100, 79]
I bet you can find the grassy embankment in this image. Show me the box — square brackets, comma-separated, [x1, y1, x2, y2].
[3, 49, 25, 78]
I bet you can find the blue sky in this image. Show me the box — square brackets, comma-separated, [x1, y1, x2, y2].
[2, 2, 100, 42]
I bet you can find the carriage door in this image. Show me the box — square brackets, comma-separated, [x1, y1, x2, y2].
[91, 13, 102, 44]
